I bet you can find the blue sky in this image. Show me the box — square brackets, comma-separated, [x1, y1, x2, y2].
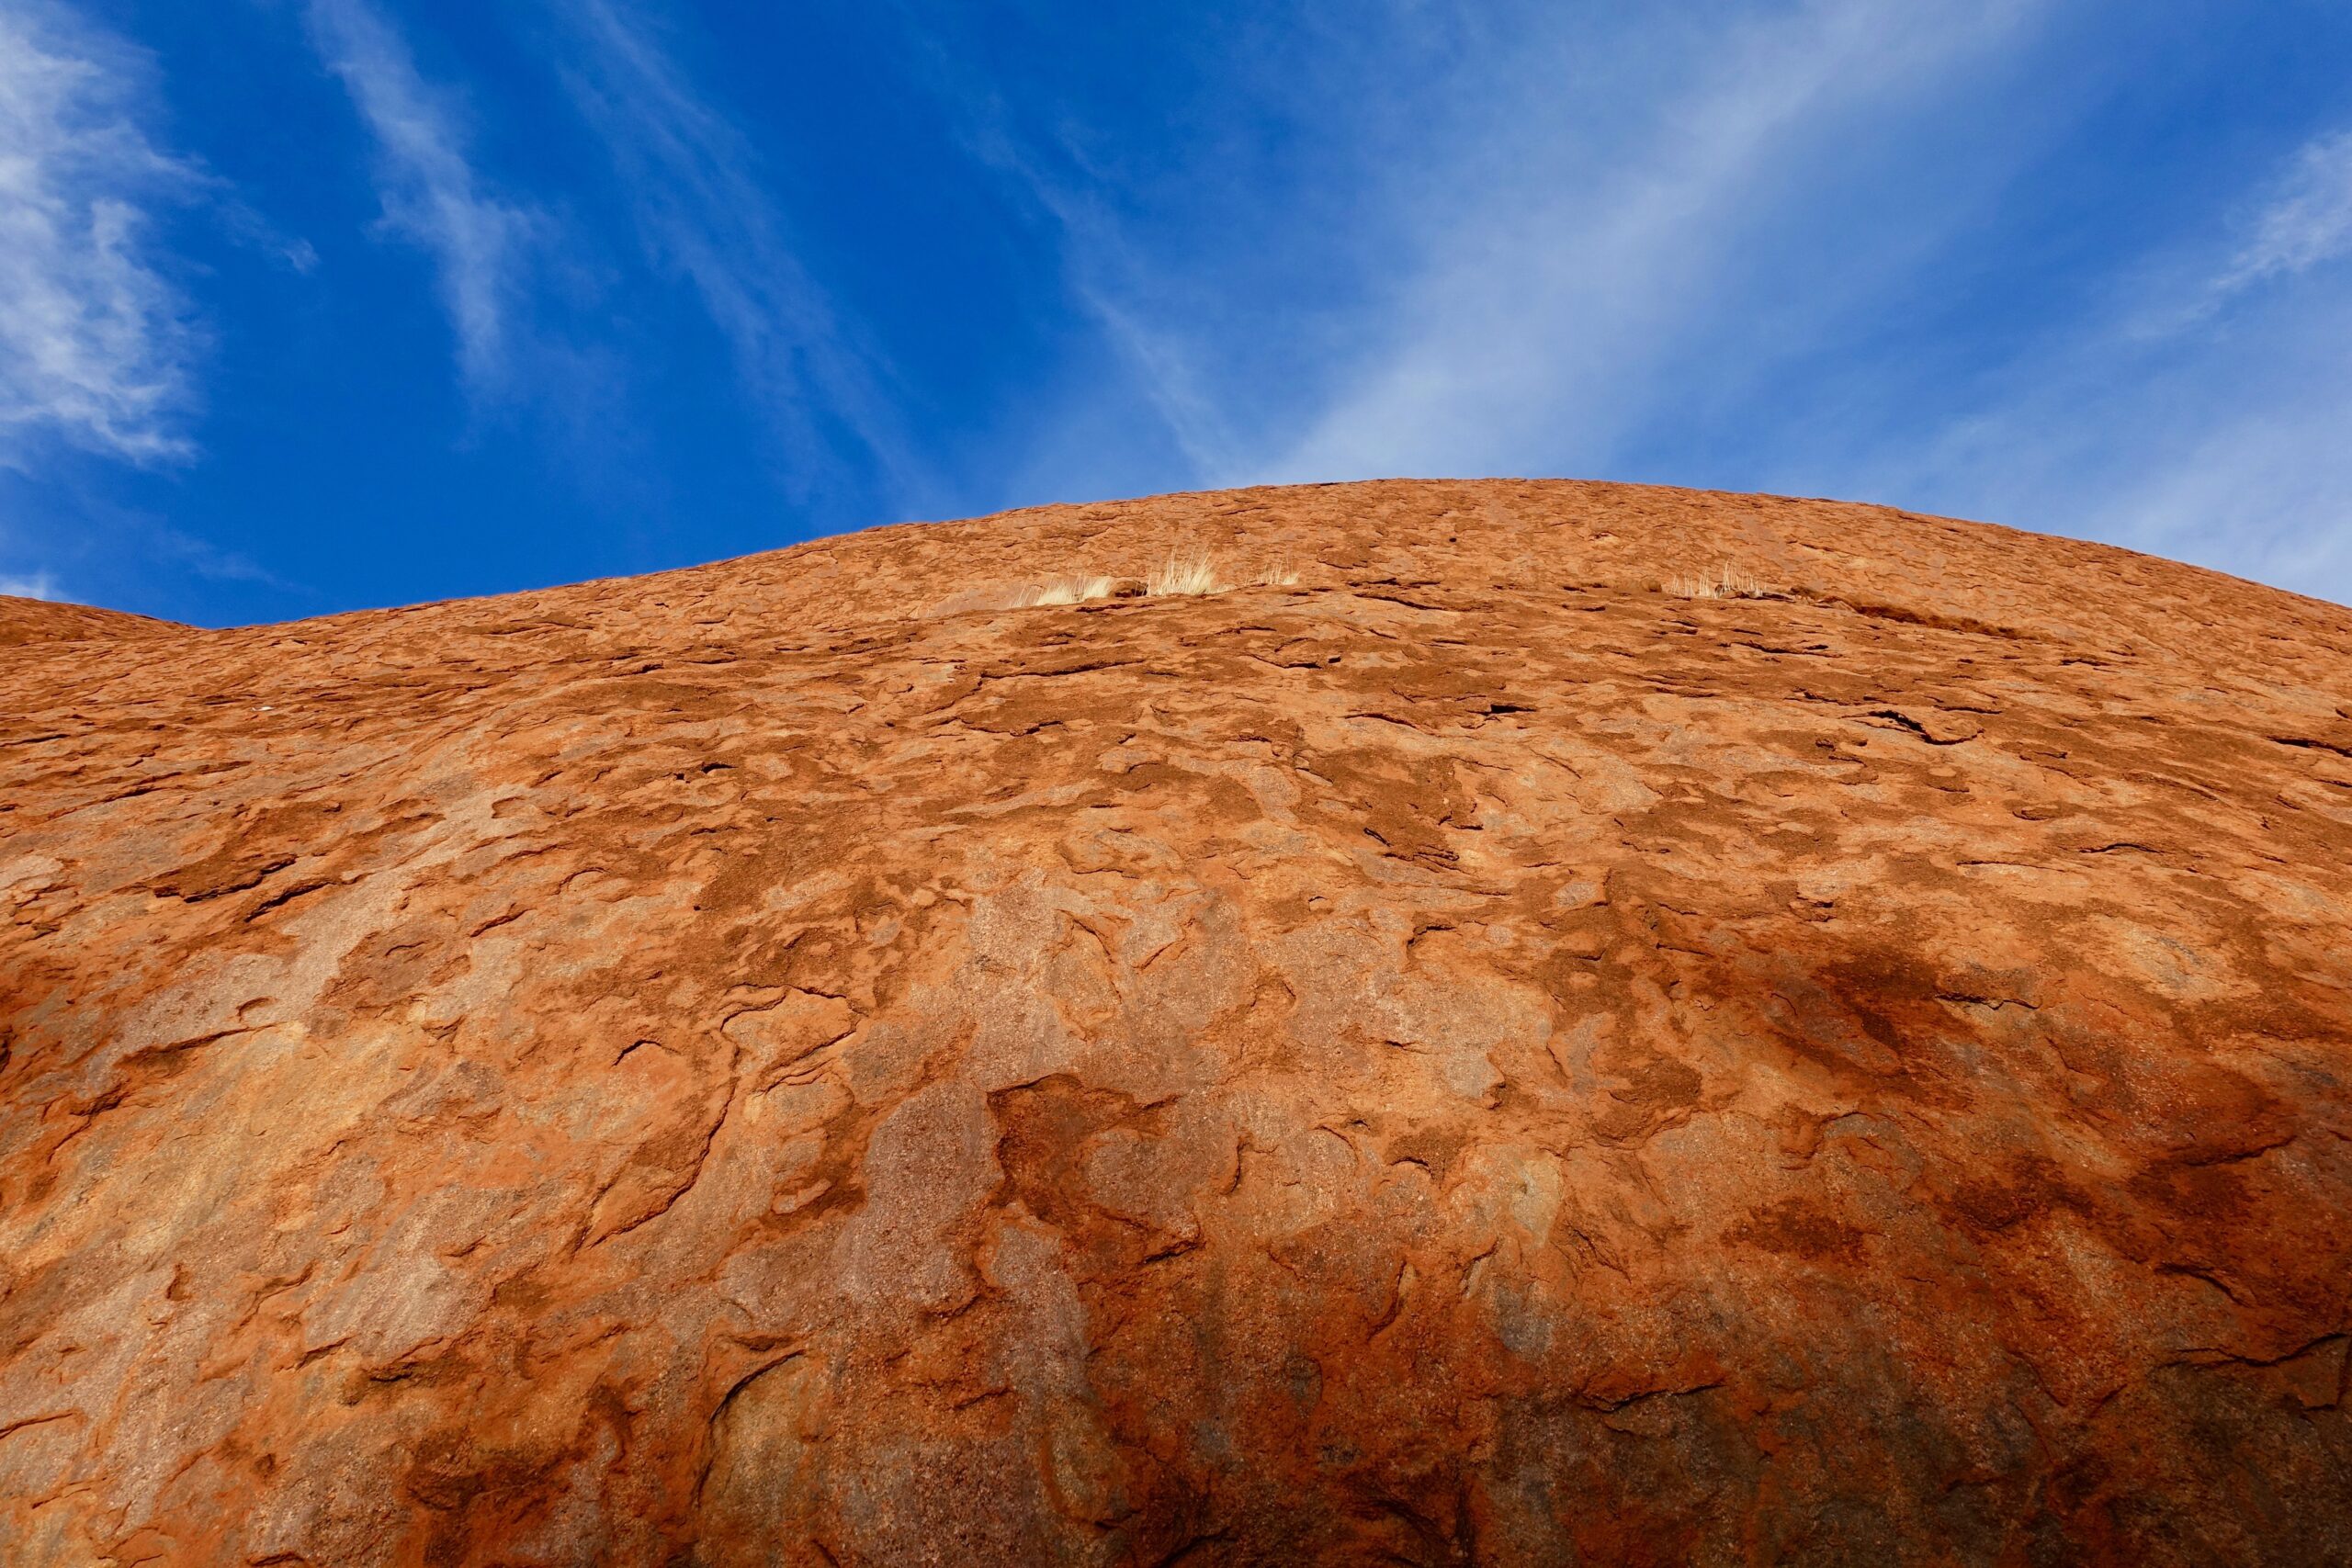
[5, 0, 2352, 625]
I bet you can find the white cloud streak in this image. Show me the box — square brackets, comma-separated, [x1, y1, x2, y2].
[1261, 0, 2050, 484]
[554, 0, 916, 496]
[0, 0, 200, 466]
[909, 0, 2055, 495]
[1864, 124, 2352, 606]
[1003, 175, 1241, 484]
[302, 0, 537, 392]
[876, 6, 1238, 482]
[924, 0, 2351, 604]
[2216, 129, 2352, 297]
[0, 568, 62, 599]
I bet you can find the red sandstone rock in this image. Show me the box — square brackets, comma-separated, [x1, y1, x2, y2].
[0, 594, 179, 649]
[3, 479, 2349, 1565]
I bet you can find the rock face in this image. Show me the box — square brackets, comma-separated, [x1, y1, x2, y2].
[4, 479, 2350, 1565]
[0, 594, 178, 650]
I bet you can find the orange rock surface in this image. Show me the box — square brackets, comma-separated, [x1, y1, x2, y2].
[0, 595, 177, 650]
[4, 479, 2350, 1564]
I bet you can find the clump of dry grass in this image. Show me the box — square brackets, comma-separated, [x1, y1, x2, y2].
[1012, 575, 1119, 608]
[1148, 551, 1225, 596]
[995, 553, 1299, 612]
[1665, 562, 1775, 601]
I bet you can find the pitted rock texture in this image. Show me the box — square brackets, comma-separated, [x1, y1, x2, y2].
[4, 479, 2351, 1565]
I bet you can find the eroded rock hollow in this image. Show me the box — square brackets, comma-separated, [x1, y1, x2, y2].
[4, 480, 2350, 1563]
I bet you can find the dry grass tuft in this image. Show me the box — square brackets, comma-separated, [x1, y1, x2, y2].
[993, 553, 1297, 612]
[1013, 575, 1119, 608]
[1149, 551, 1225, 597]
[1666, 562, 1776, 601]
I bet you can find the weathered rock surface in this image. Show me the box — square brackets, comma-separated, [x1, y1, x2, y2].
[0, 595, 178, 650]
[4, 479, 2350, 1564]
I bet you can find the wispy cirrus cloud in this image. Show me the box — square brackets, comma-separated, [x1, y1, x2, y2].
[2215, 129, 2352, 298]
[552, 0, 917, 497]
[890, 29, 1240, 485]
[301, 0, 538, 393]
[0, 0, 202, 467]
[899, 0, 2057, 493]
[1258, 0, 2053, 485]
[1865, 118, 2352, 604]
[903, 0, 2352, 604]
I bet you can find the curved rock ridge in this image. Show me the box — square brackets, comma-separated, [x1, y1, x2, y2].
[0, 594, 181, 649]
[2, 479, 2349, 1565]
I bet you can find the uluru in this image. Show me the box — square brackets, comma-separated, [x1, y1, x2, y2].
[3, 478, 2349, 1565]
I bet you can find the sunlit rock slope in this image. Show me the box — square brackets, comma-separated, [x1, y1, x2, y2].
[4, 479, 2350, 1564]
